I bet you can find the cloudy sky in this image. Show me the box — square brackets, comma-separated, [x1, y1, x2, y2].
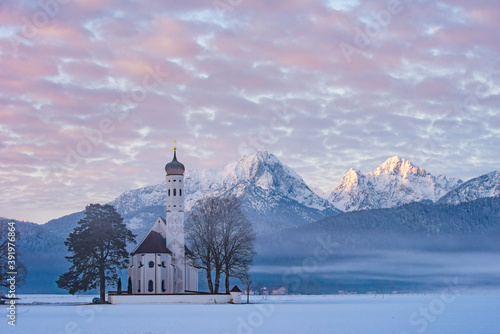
[1, 0, 499, 223]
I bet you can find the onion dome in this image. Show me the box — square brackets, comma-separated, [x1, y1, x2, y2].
[165, 148, 185, 175]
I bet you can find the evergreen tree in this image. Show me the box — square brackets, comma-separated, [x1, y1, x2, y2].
[117, 277, 122, 295]
[127, 277, 132, 294]
[56, 204, 135, 302]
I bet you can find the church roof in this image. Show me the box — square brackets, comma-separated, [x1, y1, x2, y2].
[184, 245, 195, 258]
[230, 285, 241, 292]
[131, 231, 172, 255]
[165, 149, 185, 175]
[131, 228, 197, 258]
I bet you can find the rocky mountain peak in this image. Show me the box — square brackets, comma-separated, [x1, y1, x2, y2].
[223, 149, 302, 185]
[373, 156, 426, 176]
[327, 156, 462, 212]
[334, 168, 363, 191]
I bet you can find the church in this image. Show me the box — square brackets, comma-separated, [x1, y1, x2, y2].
[127, 147, 198, 294]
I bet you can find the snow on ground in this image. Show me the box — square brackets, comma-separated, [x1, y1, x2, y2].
[2, 294, 500, 334]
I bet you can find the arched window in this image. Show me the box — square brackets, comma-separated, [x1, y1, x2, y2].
[173, 189, 176, 196]
[148, 280, 154, 292]
[148, 261, 154, 268]
[162, 261, 166, 268]
[138, 280, 141, 293]
[168, 189, 170, 196]
[179, 189, 182, 196]
[162, 280, 166, 292]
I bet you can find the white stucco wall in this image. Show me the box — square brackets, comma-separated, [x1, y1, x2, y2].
[109, 294, 233, 304]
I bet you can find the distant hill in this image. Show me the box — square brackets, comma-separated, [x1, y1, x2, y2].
[254, 197, 500, 294]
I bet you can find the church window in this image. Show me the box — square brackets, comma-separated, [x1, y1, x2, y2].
[173, 189, 177, 196]
[162, 261, 166, 268]
[162, 280, 166, 292]
[168, 189, 170, 196]
[148, 261, 154, 268]
[179, 180, 182, 182]
[138, 280, 141, 292]
[173, 205, 176, 207]
[173, 179, 176, 182]
[148, 280, 154, 292]
[179, 189, 182, 196]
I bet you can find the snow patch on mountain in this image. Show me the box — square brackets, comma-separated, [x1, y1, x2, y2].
[327, 156, 462, 212]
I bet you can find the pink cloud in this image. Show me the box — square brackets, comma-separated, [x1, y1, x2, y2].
[1, 0, 499, 223]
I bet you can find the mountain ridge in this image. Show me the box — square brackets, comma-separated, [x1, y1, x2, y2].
[110, 149, 341, 235]
[438, 170, 500, 205]
[327, 156, 463, 212]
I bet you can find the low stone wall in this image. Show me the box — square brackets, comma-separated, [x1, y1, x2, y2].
[108, 293, 234, 304]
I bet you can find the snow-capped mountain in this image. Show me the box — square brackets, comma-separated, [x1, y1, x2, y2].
[438, 170, 500, 205]
[110, 150, 341, 234]
[327, 156, 462, 212]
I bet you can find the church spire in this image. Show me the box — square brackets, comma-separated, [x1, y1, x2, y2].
[165, 141, 185, 175]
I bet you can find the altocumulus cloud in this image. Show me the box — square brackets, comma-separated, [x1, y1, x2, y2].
[0, 0, 499, 222]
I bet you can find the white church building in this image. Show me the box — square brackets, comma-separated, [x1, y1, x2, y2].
[127, 147, 198, 294]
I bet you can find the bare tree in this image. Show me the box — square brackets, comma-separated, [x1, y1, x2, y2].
[186, 196, 218, 293]
[220, 196, 256, 293]
[187, 195, 256, 294]
[238, 273, 253, 304]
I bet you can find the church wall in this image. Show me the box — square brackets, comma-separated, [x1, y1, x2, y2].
[151, 218, 166, 237]
[109, 293, 233, 304]
[156, 253, 172, 293]
[127, 256, 135, 293]
[186, 265, 198, 291]
[128, 253, 174, 294]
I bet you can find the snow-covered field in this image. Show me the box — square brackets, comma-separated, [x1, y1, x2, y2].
[2, 294, 499, 334]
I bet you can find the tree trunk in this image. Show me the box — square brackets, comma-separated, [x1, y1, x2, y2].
[225, 268, 230, 294]
[206, 269, 214, 294]
[99, 266, 106, 303]
[214, 268, 221, 294]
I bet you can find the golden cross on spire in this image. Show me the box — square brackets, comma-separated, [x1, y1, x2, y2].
[174, 140, 177, 151]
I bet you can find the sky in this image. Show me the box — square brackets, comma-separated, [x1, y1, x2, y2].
[1, 0, 499, 224]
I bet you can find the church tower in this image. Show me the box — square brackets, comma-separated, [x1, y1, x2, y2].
[164, 144, 186, 293]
